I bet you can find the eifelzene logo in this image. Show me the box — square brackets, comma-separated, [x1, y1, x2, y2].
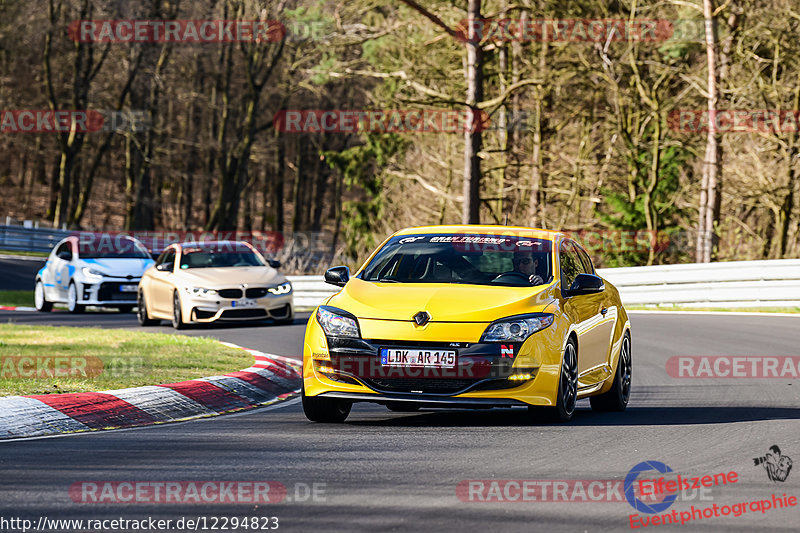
[753, 445, 793, 482]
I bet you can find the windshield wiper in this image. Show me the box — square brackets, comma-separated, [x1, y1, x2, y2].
[376, 278, 402, 283]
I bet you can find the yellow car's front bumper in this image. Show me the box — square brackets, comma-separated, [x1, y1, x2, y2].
[302, 310, 575, 408]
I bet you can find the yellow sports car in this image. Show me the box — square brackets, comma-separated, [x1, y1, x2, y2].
[302, 225, 631, 423]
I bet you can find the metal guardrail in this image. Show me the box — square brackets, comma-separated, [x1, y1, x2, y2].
[288, 259, 800, 310]
[0, 225, 69, 253]
[596, 259, 800, 307]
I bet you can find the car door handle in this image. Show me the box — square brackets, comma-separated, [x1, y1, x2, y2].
[601, 307, 608, 315]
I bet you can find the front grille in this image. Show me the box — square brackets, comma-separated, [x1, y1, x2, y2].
[245, 287, 268, 298]
[218, 288, 243, 299]
[97, 282, 138, 301]
[366, 378, 478, 394]
[221, 308, 268, 318]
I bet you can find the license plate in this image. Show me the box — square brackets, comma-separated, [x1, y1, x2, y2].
[380, 348, 456, 367]
[119, 284, 138, 292]
[231, 299, 257, 308]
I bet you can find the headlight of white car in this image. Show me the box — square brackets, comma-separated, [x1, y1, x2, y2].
[268, 281, 292, 295]
[185, 287, 218, 298]
[481, 313, 555, 342]
[81, 266, 106, 279]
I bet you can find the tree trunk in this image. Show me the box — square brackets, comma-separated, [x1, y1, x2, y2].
[698, 0, 721, 263]
[463, 0, 483, 224]
[274, 130, 285, 233]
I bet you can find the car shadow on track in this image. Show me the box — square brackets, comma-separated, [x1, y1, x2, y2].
[174, 319, 294, 330]
[164, 312, 312, 331]
[345, 405, 800, 427]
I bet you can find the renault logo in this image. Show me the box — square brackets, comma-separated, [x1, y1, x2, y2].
[413, 311, 431, 326]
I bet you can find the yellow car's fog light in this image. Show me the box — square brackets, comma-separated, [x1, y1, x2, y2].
[507, 368, 539, 382]
[314, 360, 361, 386]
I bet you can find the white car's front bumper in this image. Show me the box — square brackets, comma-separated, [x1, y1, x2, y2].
[77, 279, 140, 305]
[185, 293, 294, 322]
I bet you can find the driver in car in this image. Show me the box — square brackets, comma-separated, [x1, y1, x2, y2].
[512, 251, 544, 286]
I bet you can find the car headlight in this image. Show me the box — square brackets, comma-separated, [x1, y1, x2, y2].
[316, 306, 360, 338]
[81, 267, 106, 279]
[481, 313, 554, 342]
[185, 286, 218, 298]
[268, 281, 292, 295]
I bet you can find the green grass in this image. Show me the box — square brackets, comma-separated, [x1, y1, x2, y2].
[0, 324, 253, 396]
[627, 305, 800, 313]
[0, 249, 49, 257]
[0, 290, 33, 308]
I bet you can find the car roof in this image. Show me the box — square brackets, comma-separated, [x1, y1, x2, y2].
[392, 225, 561, 240]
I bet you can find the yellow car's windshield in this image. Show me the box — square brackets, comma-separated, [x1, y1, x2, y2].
[360, 234, 553, 287]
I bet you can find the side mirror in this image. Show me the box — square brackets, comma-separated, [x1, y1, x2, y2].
[565, 273, 604, 296]
[267, 259, 281, 269]
[324, 266, 350, 287]
[156, 263, 172, 272]
[57, 250, 72, 261]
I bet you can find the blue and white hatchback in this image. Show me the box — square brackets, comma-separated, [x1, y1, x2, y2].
[34, 235, 154, 313]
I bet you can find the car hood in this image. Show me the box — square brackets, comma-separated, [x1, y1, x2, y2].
[81, 258, 153, 277]
[174, 266, 283, 288]
[327, 277, 555, 323]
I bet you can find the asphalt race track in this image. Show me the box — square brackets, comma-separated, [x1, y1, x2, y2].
[0, 257, 45, 291]
[1, 309, 799, 532]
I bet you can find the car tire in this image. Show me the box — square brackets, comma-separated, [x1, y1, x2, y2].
[118, 305, 134, 314]
[590, 331, 632, 412]
[529, 336, 578, 423]
[386, 402, 421, 412]
[34, 280, 53, 312]
[302, 384, 351, 423]
[137, 292, 158, 326]
[67, 282, 85, 314]
[171, 291, 186, 330]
